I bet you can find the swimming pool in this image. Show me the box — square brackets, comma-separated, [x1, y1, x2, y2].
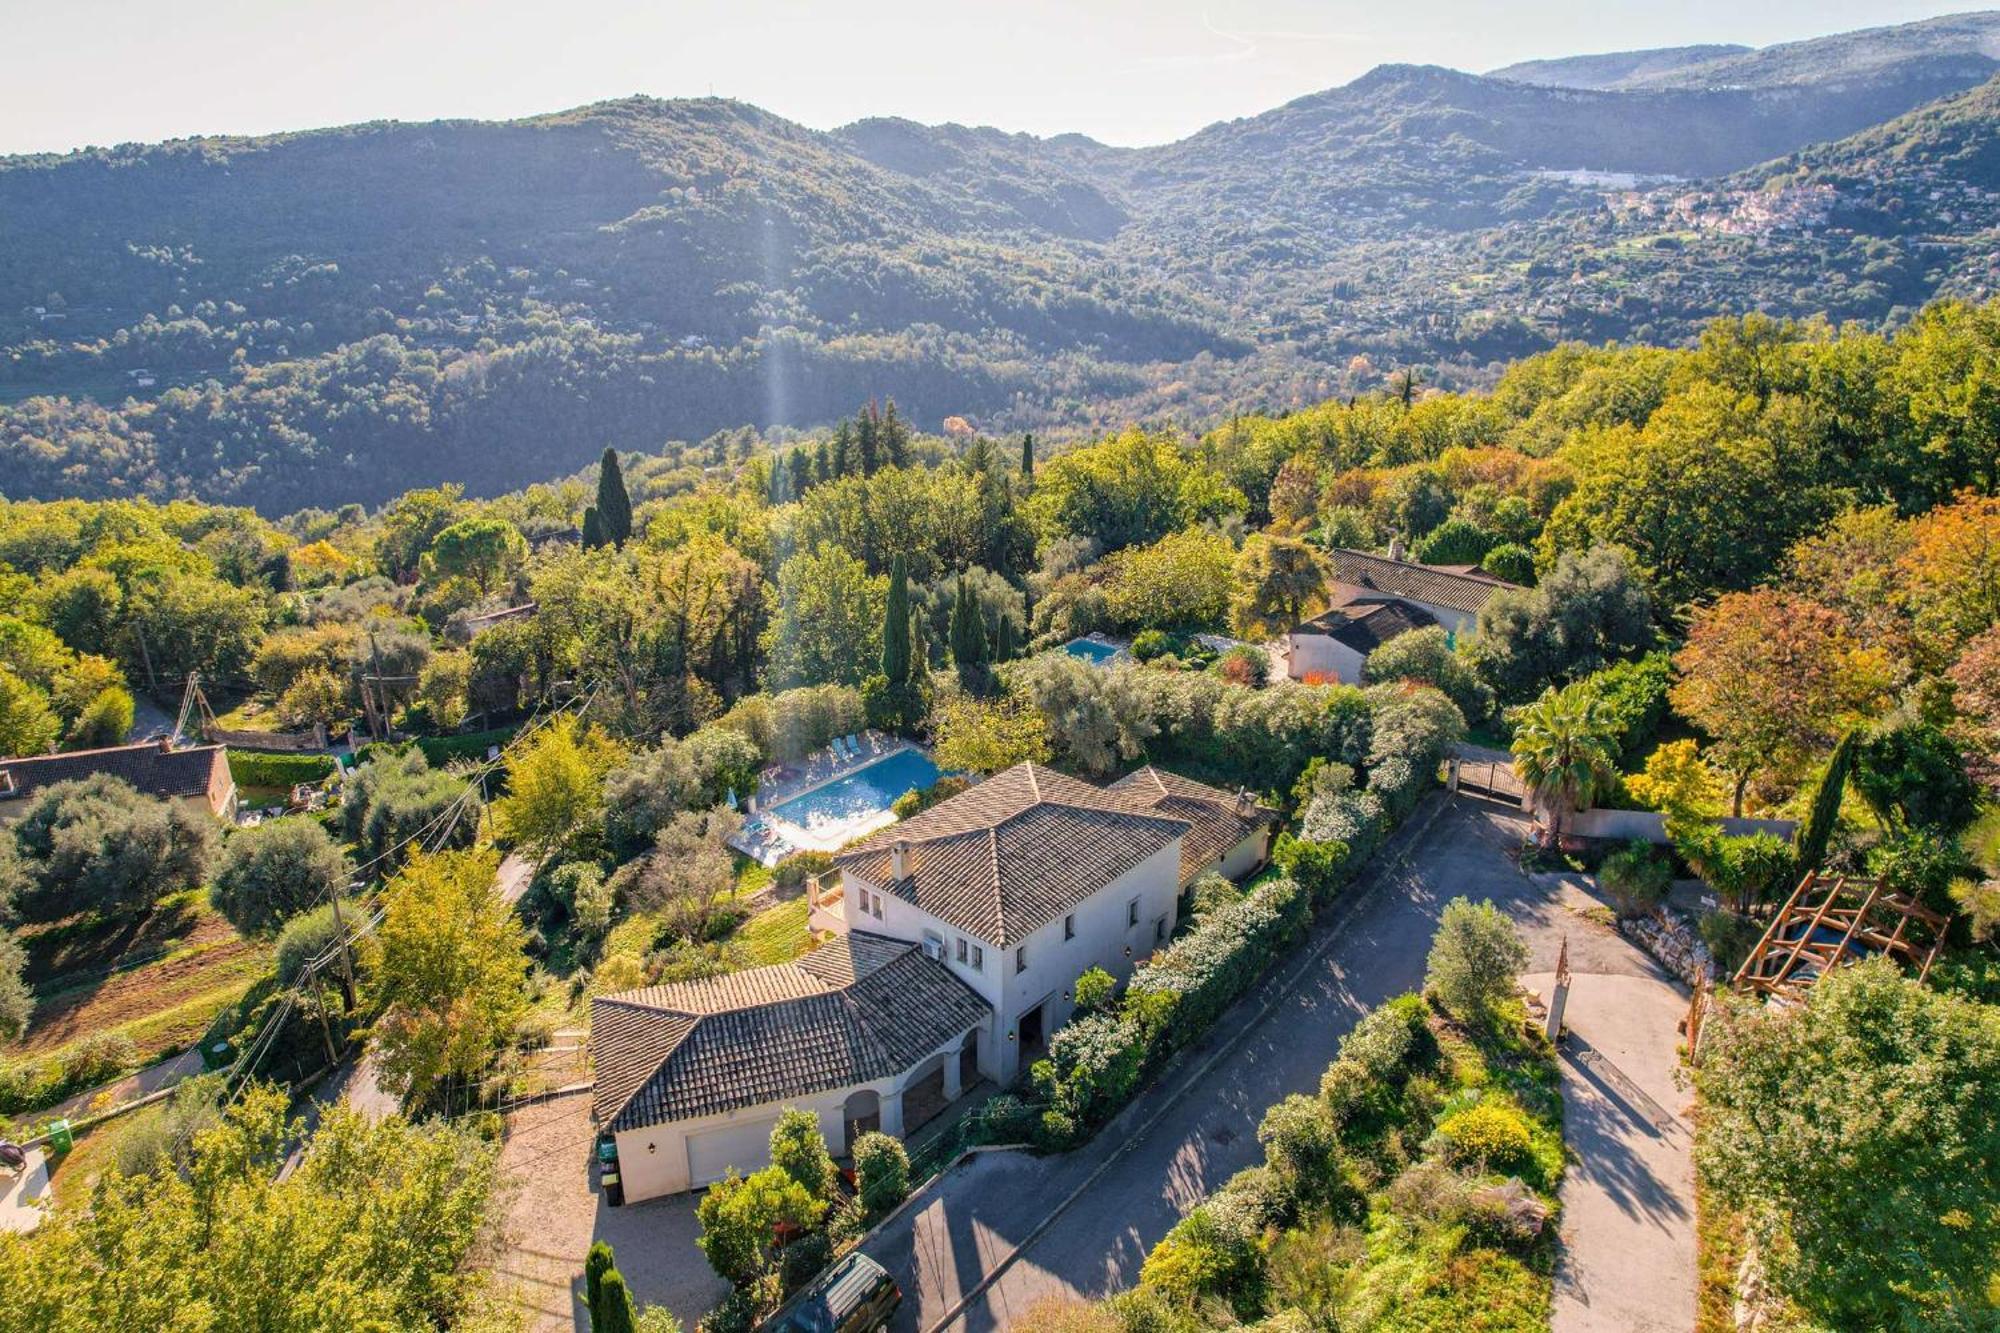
[1064, 637, 1121, 665]
[768, 748, 943, 843]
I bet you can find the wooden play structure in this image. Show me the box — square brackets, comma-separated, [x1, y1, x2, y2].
[1732, 870, 1950, 1001]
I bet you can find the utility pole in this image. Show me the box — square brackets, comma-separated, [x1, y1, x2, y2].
[328, 889, 358, 1010]
[367, 629, 388, 741]
[310, 967, 341, 1068]
[134, 625, 158, 693]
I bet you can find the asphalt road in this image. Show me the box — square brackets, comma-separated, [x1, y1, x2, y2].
[862, 794, 1687, 1331]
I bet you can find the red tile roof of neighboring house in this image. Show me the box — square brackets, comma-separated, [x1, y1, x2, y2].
[0, 740, 233, 815]
[1324, 548, 1518, 617]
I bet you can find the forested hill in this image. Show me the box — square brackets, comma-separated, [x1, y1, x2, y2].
[7, 13, 2000, 512]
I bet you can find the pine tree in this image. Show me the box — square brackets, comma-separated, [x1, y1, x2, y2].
[830, 421, 856, 478]
[813, 440, 831, 485]
[788, 448, 811, 500]
[1020, 432, 1035, 486]
[581, 505, 606, 550]
[881, 399, 911, 469]
[596, 447, 633, 548]
[857, 405, 880, 476]
[881, 554, 912, 686]
[950, 576, 991, 689]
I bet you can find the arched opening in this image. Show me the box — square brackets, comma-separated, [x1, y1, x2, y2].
[842, 1088, 881, 1149]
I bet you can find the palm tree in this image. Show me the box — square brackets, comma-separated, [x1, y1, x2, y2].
[1510, 683, 1619, 843]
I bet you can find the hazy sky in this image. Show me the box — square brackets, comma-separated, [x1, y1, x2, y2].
[0, 0, 1977, 155]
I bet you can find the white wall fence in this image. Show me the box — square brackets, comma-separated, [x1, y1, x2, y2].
[1569, 808, 1797, 844]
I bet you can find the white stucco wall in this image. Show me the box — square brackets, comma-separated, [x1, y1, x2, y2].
[838, 838, 1182, 1086]
[1285, 632, 1368, 684]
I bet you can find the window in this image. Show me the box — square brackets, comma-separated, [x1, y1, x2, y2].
[1063, 914, 1076, 941]
[971, 944, 984, 972]
[1127, 898, 1140, 928]
[1015, 946, 1028, 975]
[1155, 916, 1168, 943]
[956, 938, 968, 963]
[870, 889, 885, 921]
[923, 931, 944, 961]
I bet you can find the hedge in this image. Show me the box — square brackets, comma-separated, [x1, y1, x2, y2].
[227, 751, 337, 789]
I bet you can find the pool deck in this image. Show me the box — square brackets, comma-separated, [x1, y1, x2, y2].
[728, 733, 916, 866]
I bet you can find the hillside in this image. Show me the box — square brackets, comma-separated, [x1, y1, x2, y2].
[7, 13, 2000, 511]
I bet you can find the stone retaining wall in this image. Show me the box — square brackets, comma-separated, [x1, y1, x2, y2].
[1618, 905, 1717, 987]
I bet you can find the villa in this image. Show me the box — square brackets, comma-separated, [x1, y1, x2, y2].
[1285, 545, 1519, 684]
[0, 739, 238, 826]
[593, 761, 1273, 1200]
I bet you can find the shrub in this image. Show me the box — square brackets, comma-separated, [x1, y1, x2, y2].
[1186, 872, 1243, 920]
[1481, 542, 1536, 585]
[274, 902, 344, 986]
[1424, 898, 1528, 1024]
[768, 1109, 836, 1200]
[1138, 1200, 1265, 1314]
[1130, 876, 1310, 1049]
[1272, 833, 1349, 904]
[1598, 840, 1671, 919]
[1678, 828, 1797, 912]
[1257, 1094, 1361, 1219]
[1698, 909, 1760, 974]
[1034, 1011, 1147, 1140]
[777, 1231, 832, 1297]
[211, 817, 350, 936]
[772, 851, 833, 890]
[1073, 965, 1118, 1013]
[227, 751, 337, 789]
[12, 774, 216, 920]
[1215, 646, 1269, 687]
[1299, 789, 1387, 860]
[852, 1131, 910, 1220]
[981, 1094, 1042, 1143]
[1131, 630, 1174, 662]
[1433, 1100, 1534, 1172]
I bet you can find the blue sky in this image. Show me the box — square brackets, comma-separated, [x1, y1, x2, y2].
[0, 0, 1976, 155]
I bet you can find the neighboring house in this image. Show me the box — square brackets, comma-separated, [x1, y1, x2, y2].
[1286, 546, 1519, 684]
[819, 762, 1274, 1089]
[0, 739, 238, 826]
[591, 932, 989, 1201]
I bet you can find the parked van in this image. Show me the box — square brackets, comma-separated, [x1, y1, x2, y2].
[765, 1252, 901, 1332]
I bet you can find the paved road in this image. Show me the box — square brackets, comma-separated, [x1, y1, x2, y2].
[863, 795, 1693, 1331]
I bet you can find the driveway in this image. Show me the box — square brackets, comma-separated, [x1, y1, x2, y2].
[862, 794, 1694, 1331]
[488, 1093, 729, 1331]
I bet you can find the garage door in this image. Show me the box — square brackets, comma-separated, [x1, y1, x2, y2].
[686, 1117, 779, 1189]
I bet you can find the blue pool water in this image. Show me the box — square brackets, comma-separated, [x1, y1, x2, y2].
[1064, 637, 1120, 665]
[769, 749, 943, 834]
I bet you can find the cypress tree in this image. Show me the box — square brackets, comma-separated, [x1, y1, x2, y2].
[910, 607, 929, 675]
[584, 1242, 615, 1326]
[992, 611, 1016, 664]
[831, 421, 856, 478]
[881, 554, 912, 686]
[596, 447, 633, 548]
[581, 505, 606, 550]
[788, 448, 811, 499]
[813, 440, 831, 485]
[881, 399, 910, 469]
[593, 1268, 638, 1333]
[1020, 432, 1035, 486]
[950, 576, 990, 688]
[1794, 727, 1861, 881]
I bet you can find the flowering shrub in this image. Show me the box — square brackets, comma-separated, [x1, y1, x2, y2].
[1130, 875, 1310, 1047]
[1433, 1099, 1535, 1172]
[1301, 788, 1387, 856]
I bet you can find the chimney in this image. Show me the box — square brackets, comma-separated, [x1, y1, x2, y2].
[1235, 788, 1256, 817]
[158, 735, 175, 753]
[1388, 535, 1407, 562]
[890, 840, 911, 880]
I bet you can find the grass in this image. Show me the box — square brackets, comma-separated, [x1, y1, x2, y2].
[735, 896, 810, 965]
[1696, 1159, 1748, 1333]
[12, 893, 275, 1071]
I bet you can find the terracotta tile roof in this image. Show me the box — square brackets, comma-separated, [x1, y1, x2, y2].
[590, 931, 989, 1132]
[1108, 767, 1276, 884]
[834, 763, 1189, 947]
[1295, 599, 1438, 653]
[1323, 548, 1517, 617]
[0, 741, 231, 810]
